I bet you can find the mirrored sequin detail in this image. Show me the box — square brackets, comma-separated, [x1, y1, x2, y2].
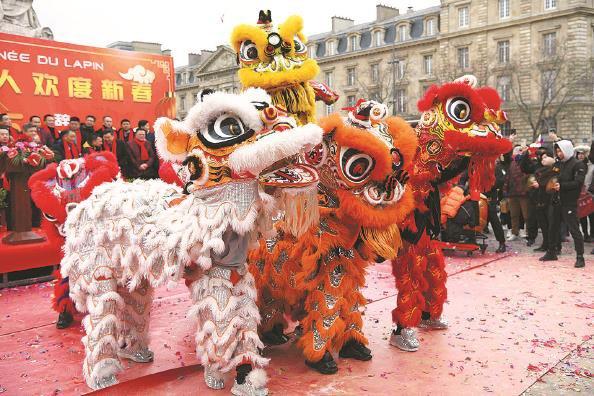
[324, 293, 338, 309]
[312, 321, 327, 351]
[329, 265, 344, 287]
[322, 312, 339, 329]
[274, 251, 288, 273]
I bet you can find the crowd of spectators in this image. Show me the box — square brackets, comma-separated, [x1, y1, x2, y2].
[0, 112, 160, 228]
[493, 129, 593, 268]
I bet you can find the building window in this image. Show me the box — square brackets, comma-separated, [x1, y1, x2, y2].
[543, 32, 557, 56]
[501, 121, 512, 136]
[423, 55, 433, 75]
[371, 64, 380, 83]
[458, 7, 469, 28]
[499, 0, 510, 19]
[458, 47, 470, 69]
[175, 73, 182, 85]
[179, 95, 186, 111]
[498, 40, 510, 64]
[347, 67, 356, 86]
[395, 88, 406, 113]
[374, 30, 383, 47]
[308, 45, 316, 59]
[347, 95, 356, 107]
[544, 0, 557, 10]
[426, 19, 435, 36]
[188, 73, 195, 84]
[395, 60, 405, 80]
[542, 70, 556, 100]
[325, 71, 334, 87]
[327, 41, 336, 56]
[398, 25, 407, 41]
[497, 76, 511, 101]
[370, 91, 380, 102]
[349, 35, 358, 51]
[325, 104, 335, 116]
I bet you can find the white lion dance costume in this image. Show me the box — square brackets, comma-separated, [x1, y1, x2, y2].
[60, 88, 322, 394]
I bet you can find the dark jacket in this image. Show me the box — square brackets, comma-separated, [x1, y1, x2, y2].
[103, 140, 131, 177]
[557, 156, 586, 206]
[485, 161, 506, 202]
[504, 156, 528, 198]
[126, 139, 157, 179]
[533, 164, 557, 207]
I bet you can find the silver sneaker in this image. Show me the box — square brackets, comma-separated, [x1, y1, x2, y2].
[204, 366, 225, 390]
[231, 368, 268, 396]
[389, 328, 419, 352]
[118, 346, 154, 363]
[91, 373, 118, 390]
[418, 316, 449, 330]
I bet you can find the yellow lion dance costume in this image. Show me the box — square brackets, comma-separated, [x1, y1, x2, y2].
[249, 100, 417, 374]
[231, 10, 337, 125]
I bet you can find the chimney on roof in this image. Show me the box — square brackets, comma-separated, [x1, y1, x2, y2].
[376, 4, 399, 21]
[331, 16, 354, 32]
[188, 53, 202, 66]
[407, 6, 414, 13]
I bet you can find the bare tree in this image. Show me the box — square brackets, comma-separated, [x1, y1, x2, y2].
[357, 55, 410, 115]
[502, 47, 590, 140]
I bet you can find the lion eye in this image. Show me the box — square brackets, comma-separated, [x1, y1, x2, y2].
[445, 97, 471, 124]
[340, 147, 374, 183]
[293, 36, 306, 54]
[239, 40, 259, 62]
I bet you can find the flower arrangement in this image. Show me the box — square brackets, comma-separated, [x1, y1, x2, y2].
[0, 141, 55, 168]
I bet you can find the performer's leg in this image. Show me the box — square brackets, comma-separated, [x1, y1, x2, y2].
[188, 265, 268, 392]
[336, 262, 372, 362]
[297, 263, 346, 374]
[117, 278, 154, 363]
[419, 244, 448, 329]
[53, 270, 76, 329]
[390, 239, 428, 352]
[250, 251, 290, 346]
[80, 270, 124, 390]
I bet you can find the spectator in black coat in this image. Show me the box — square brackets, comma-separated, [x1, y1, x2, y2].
[540, 140, 586, 268]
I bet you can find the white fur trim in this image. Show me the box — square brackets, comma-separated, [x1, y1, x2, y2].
[228, 123, 323, 174]
[246, 368, 268, 388]
[154, 117, 191, 163]
[184, 90, 264, 134]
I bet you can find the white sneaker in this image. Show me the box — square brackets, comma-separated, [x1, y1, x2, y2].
[506, 234, 518, 242]
[505, 230, 513, 239]
[519, 229, 527, 238]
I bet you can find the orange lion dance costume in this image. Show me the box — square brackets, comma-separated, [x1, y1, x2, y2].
[250, 99, 417, 374]
[389, 75, 512, 352]
[28, 152, 120, 329]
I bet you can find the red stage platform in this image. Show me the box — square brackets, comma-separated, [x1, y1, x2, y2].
[0, 251, 592, 395]
[0, 228, 62, 273]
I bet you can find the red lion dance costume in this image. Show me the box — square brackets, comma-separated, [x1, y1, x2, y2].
[250, 100, 417, 374]
[28, 152, 120, 329]
[389, 75, 512, 351]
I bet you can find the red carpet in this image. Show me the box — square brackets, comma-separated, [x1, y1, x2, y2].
[0, 251, 592, 395]
[0, 228, 62, 273]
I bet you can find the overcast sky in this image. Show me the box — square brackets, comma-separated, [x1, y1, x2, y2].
[35, 0, 440, 67]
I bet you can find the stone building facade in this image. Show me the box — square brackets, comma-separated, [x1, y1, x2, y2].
[175, 1, 594, 143]
[174, 46, 239, 119]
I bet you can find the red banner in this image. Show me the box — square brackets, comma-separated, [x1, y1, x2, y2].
[0, 32, 176, 130]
